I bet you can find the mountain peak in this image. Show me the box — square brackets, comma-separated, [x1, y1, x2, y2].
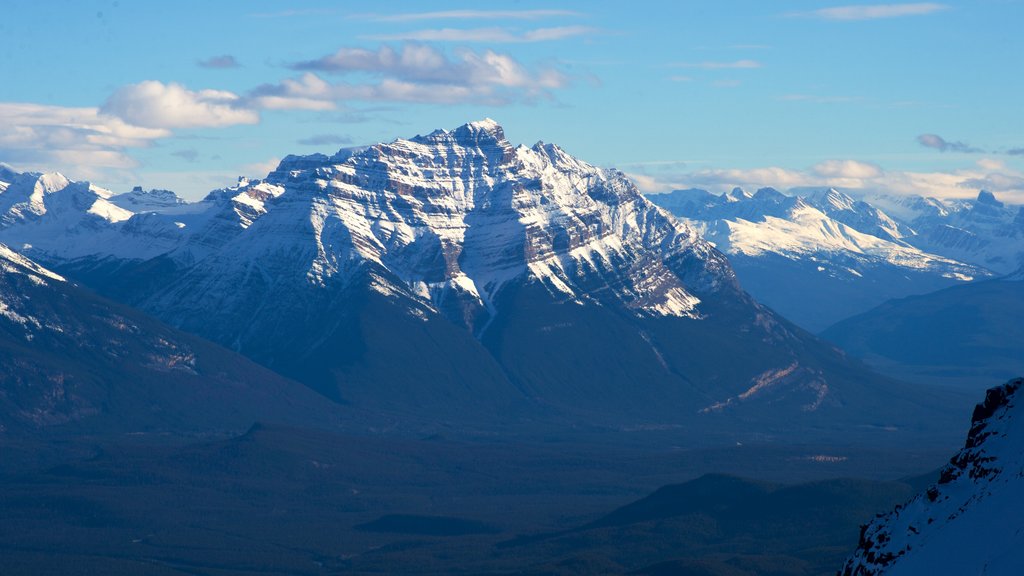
[451, 118, 507, 146]
[976, 189, 1004, 207]
[725, 187, 751, 202]
[753, 187, 785, 201]
[464, 117, 503, 132]
[110, 187, 186, 212]
[411, 119, 508, 149]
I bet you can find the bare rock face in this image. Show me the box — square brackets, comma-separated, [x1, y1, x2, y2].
[841, 378, 1024, 575]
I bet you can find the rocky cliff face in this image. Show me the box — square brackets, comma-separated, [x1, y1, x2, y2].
[841, 378, 1024, 575]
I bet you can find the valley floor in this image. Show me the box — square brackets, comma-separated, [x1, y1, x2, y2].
[0, 425, 957, 576]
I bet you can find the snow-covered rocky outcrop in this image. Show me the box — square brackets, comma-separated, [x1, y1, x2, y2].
[842, 378, 1024, 575]
[145, 119, 727, 337]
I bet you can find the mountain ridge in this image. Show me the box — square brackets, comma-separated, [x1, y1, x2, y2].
[648, 186, 994, 331]
[841, 378, 1024, 575]
[0, 121, 967, 437]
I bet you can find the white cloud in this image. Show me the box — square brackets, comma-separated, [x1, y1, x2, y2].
[358, 10, 581, 22]
[793, 3, 948, 21]
[625, 172, 681, 193]
[678, 166, 815, 191]
[273, 45, 567, 105]
[241, 157, 282, 178]
[0, 102, 169, 176]
[290, 44, 564, 87]
[633, 158, 1024, 204]
[813, 159, 883, 179]
[248, 74, 340, 110]
[364, 25, 595, 43]
[102, 81, 259, 129]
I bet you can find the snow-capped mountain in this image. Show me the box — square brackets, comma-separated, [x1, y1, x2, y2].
[649, 187, 987, 331]
[0, 168, 290, 268]
[841, 378, 1024, 575]
[108, 185, 187, 212]
[0, 121, 964, 433]
[0, 242, 337, 436]
[864, 190, 1024, 275]
[149, 119, 721, 335]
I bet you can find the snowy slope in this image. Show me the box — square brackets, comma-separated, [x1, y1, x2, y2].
[841, 378, 1024, 575]
[864, 190, 1024, 275]
[649, 187, 986, 330]
[0, 169, 288, 271]
[0, 171, 180, 262]
[655, 187, 980, 280]
[148, 119, 723, 336]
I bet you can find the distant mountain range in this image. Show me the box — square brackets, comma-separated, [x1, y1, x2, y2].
[0, 121, 964, 439]
[648, 186, 1017, 331]
[842, 378, 1024, 575]
[822, 271, 1024, 390]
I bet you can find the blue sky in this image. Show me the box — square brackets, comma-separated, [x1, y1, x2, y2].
[2, 0, 1023, 201]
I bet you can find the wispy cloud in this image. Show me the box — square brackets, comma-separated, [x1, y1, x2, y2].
[355, 10, 580, 22]
[170, 148, 200, 162]
[297, 134, 354, 146]
[198, 55, 241, 69]
[917, 133, 983, 153]
[1007, 148, 1024, 156]
[712, 79, 743, 88]
[670, 60, 762, 70]
[791, 3, 949, 21]
[364, 25, 595, 43]
[249, 9, 337, 18]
